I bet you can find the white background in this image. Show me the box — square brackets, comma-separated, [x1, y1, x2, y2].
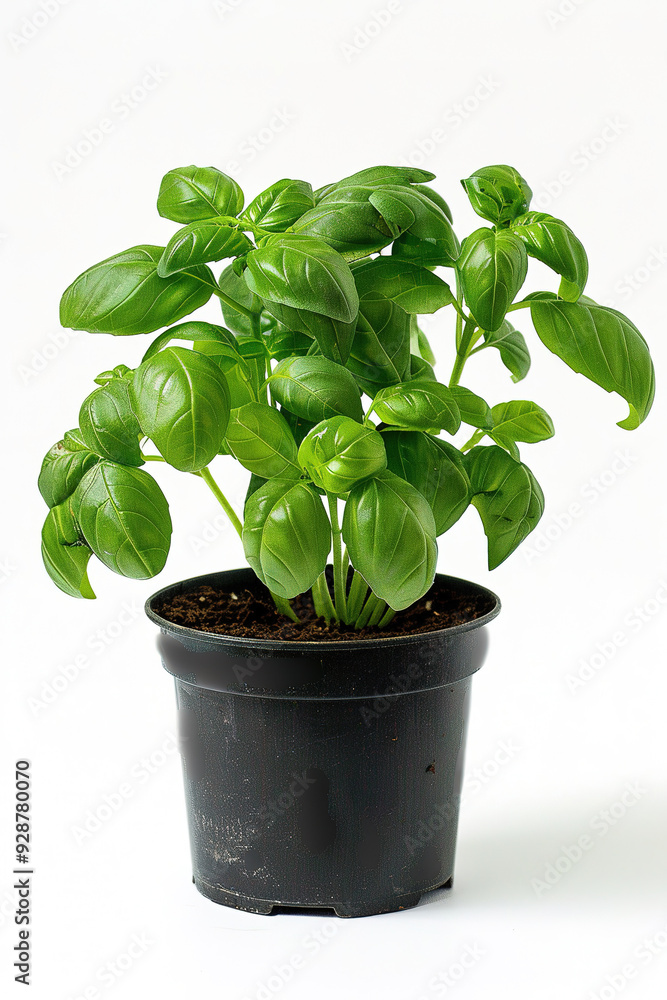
[2, 0, 667, 997]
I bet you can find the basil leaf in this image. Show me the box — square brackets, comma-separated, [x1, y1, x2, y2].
[242, 178, 315, 232]
[346, 297, 412, 395]
[511, 211, 588, 299]
[529, 299, 655, 429]
[327, 165, 436, 189]
[217, 264, 264, 338]
[141, 321, 237, 362]
[383, 431, 471, 535]
[72, 461, 172, 579]
[225, 402, 299, 478]
[79, 379, 142, 466]
[293, 188, 395, 261]
[41, 502, 95, 599]
[268, 356, 363, 423]
[342, 470, 437, 610]
[298, 416, 386, 495]
[489, 400, 555, 457]
[157, 165, 243, 222]
[411, 183, 453, 223]
[352, 257, 456, 313]
[450, 386, 494, 430]
[464, 446, 544, 569]
[39, 437, 99, 509]
[457, 228, 528, 332]
[158, 219, 253, 276]
[410, 319, 437, 366]
[264, 327, 313, 360]
[243, 235, 359, 364]
[131, 347, 231, 472]
[60, 246, 214, 336]
[370, 187, 460, 265]
[373, 380, 461, 434]
[243, 479, 331, 598]
[281, 410, 317, 448]
[409, 355, 436, 381]
[461, 165, 532, 225]
[480, 320, 531, 383]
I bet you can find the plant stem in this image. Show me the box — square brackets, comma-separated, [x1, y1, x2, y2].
[449, 315, 478, 388]
[346, 570, 369, 623]
[271, 593, 299, 623]
[367, 597, 389, 628]
[460, 429, 485, 452]
[312, 572, 337, 624]
[327, 495, 347, 622]
[377, 606, 396, 628]
[454, 271, 464, 350]
[354, 591, 382, 630]
[196, 467, 243, 538]
[140, 452, 166, 462]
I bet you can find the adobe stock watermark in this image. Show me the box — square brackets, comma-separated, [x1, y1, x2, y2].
[0, 556, 17, 585]
[587, 917, 667, 1000]
[189, 488, 246, 553]
[416, 944, 486, 998]
[522, 449, 637, 563]
[64, 932, 153, 999]
[18, 327, 79, 384]
[545, 0, 595, 28]
[51, 67, 168, 181]
[566, 578, 667, 694]
[531, 781, 646, 896]
[220, 108, 296, 177]
[27, 601, 143, 715]
[241, 923, 338, 1000]
[531, 116, 628, 210]
[8, 0, 75, 52]
[70, 734, 178, 846]
[401, 75, 501, 168]
[339, 1, 403, 62]
[601, 245, 667, 310]
[213, 0, 248, 16]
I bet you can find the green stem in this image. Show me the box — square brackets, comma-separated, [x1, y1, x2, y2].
[271, 593, 299, 623]
[196, 467, 243, 538]
[180, 267, 255, 319]
[454, 271, 464, 350]
[460, 429, 485, 452]
[377, 606, 396, 628]
[367, 597, 389, 628]
[312, 572, 336, 624]
[327, 495, 347, 622]
[449, 315, 478, 388]
[506, 298, 533, 313]
[140, 452, 166, 462]
[355, 591, 382, 630]
[346, 570, 369, 622]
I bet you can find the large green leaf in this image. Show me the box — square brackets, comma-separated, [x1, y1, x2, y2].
[158, 219, 252, 276]
[464, 446, 544, 569]
[457, 228, 528, 332]
[243, 234, 359, 364]
[38, 434, 99, 508]
[72, 461, 172, 579]
[131, 347, 230, 471]
[342, 470, 437, 610]
[264, 326, 313, 360]
[141, 321, 238, 363]
[450, 387, 494, 430]
[352, 257, 456, 313]
[479, 320, 531, 383]
[529, 299, 655, 429]
[489, 400, 555, 458]
[217, 264, 264, 338]
[268, 356, 362, 423]
[383, 431, 471, 535]
[511, 211, 588, 299]
[242, 178, 314, 232]
[461, 165, 532, 225]
[373, 380, 461, 434]
[41, 502, 95, 599]
[60, 246, 214, 336]
[370, 186, 460, 265]
[243, 479, 331, 598]
[346, 297, 412, 395]
[298, 416, 386, 495]
[157, 165, 243, 222]
[225, 402, 299, 478]
[324, 166, 436, 190]
[79, 379, 143, 466]
[293, 187, 396, 261]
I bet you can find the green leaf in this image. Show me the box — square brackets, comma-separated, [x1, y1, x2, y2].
[373, 380, 461, 434]
[450, 387, 493, 430]
[346, 297, 412, 395]
[342, 470, 437, 610]
[298, 416, 386, 495]
[63, 427, 88, 451]
[131, 347, 230, 472]
[242, 178, 315, 232]
[326, 165, 436, 189]
[141, 321, 237, 363]
[489, 400, 555, 457]
[511, 211, 588, 298]
[411, 184, 453, 223]
[79, 379, 143, 466]
[293, 187, 396, 261]
[264, 326, 313, 360]
[370, 187, 460, 265]
[94, 364, 132, 386]
[351, 257, 456, 313]
[243, 234, 359, 364]
[157, 219, 253, 277]
[157, 165, 243, 223]
[41, 502, 95, 599]
[457, 228, 528, 332]
[38, 435, 99, 508]
[217, 264, 264, 338]
[72, 461, 172, 579]
[480, 320, 531, 383]
[529, 299, 655, 429]
[464, 446, 544, 569]
[225, 402, 299, 478]
[383, 431, 471, 535]
[461, 165, 532, 225]
[60, 246, 214, 336]
[409, 355, 436, 381]
[410, 319, 437, 366]
[268, 356, 363, 423]
[243, 479, 331, 598]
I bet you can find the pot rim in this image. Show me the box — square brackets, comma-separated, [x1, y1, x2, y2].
[145, 567, 501, 652]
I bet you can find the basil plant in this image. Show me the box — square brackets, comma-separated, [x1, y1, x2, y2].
[39, 163, 655, 629]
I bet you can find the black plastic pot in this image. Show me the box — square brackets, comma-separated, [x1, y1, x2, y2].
[146, 568, 500, 918]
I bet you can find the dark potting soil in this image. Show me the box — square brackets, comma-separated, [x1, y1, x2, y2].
[155, 573, 495, 642]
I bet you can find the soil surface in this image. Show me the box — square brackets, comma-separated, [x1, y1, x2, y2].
[155, 572, 496, 642]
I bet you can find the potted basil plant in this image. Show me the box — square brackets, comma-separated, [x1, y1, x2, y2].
[39, 163, 655, 917]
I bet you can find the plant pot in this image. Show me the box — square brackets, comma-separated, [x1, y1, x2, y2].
[146, 568, 500, 918]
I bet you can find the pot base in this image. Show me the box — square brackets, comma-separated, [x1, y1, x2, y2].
[192, 874, 454, 918]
